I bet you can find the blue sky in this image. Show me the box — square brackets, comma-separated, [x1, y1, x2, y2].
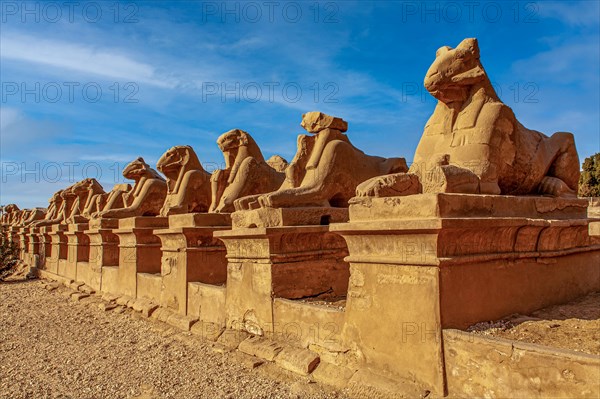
[1, 0, 599, 208]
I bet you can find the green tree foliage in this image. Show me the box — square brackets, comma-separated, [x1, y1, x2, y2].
[579, 153, 600, 197]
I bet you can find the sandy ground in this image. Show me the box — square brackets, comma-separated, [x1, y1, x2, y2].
[0, 276, 348, 399]
[468, 292, 600, 355]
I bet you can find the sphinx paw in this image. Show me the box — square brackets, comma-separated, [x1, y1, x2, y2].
[356, 173, 421, 198]
[234, 195, 259, 211]
[258, 193, 275, 208]
[355, 178, 382, 197]
[538, 176, 576, 198]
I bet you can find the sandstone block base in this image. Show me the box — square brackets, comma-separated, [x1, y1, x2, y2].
[187, 282, 226, 328]
[137, 273, 162, 303]
[39, 227, 54, 270]
[232, 206, 348, 228]
[272, 298, 345, 350]
[25, 227, 42, 268]
[155, 213, 230, 316]
[331, 193, 600, 396]
[101, 266, 120, 296]
[274, 346, 320, 375]
[84, 218, 120, 292]
[238, 336, 283, 361]
[18, 227, 30, 262]
[65, 223, 90, 282]
[215, 225, 349, 336]
[113, 216, 168, 298]
[45, 225, 68, 274]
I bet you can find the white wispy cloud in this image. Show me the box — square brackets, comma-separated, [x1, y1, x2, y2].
[511, 38, 599, 85]
[78, 154, 140, 163]
[0, 32, 176, 88]
[539, 2, 600, 27]
[0, 107, 70, 151]
[0, 107, 23, 131]
[1, 24, 408, 118]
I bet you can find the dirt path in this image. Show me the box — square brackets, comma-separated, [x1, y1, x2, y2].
[0, 277, 346, 399]
[468, 292, 600, 355]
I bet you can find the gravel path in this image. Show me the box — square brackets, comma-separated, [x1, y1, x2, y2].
[0, 277, 346, 399]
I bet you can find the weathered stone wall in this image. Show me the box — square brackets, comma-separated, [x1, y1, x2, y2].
[443, 329, 600, 398]
[440, 251, 600, 329]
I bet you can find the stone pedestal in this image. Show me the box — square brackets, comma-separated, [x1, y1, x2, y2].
[110, 217, 168, 298]
[232, 206, 348, 228]
[330, 193, 600, 396]
[25, 227, 42, 267]
[215, 207, 350, 336]
[45, 224, 68, 275]
[8, 226, 19, 245]
[153, 213, 231, 317]
[39, 226, 54, 270]
[84, 218, 119, 292]
[18, 227, 30, 261]
[65, 223, 90, 282]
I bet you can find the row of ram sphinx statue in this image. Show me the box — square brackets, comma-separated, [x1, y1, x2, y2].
[2, 38, 581, 228]
[3, 38, 597, 399]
